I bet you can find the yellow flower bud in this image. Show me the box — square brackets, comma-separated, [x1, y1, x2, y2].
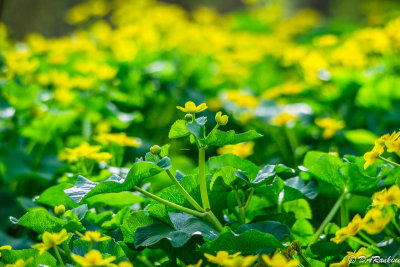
[150, 145, 161, 155]
[215, 111, 228, 126]
[54, 205, 66, 216]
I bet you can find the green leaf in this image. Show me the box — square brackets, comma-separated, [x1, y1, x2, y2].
[71, 238, 125, 259]
[36, 183, 79, 209]
[185, 117, 207, 140]
[283, 199, 312, 220]
[65, 159, 169, 203]
[206, 129, 262, 146]
[169, 120, 190, 139]
[200, 227, 283, 255]
[208, 153, 260, 180]
[121, 211, 155, 243]
[17, 208, 83, 233]
[101, 206, 131, 230]
[210, 166, 242, 191]
[1, 249, 57, 267]
[85, 192, 144, 209]
[236, 221, 290, 241]
[310, 241, 347, 259]
[291, 219, 314, 244]
[134, 213, 218, 248]
[284, 176, 318, 200]
[344, 129, 378, 146]
[252, 164, 295, 186]
[303, 151, 346, 190]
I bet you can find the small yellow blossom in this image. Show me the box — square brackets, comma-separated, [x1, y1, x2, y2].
[314, 34, 339, 47]
[261, 252, 300, 267]
[222, 254, 258, 267]
[75, 231, 111, 243]
[346, 214, 363, 236]
[362, 208, 392, 235]
[71, 250, 116, 267]
[0, 245, 12, 257]
[59, 142, 112, 163]
[217, 142, 254, 158]
[271, 113, 297, 126]
[372, 185, 400, 209]
[331, 227, 350, 244]
[315, 118, 345, 139]
[384, 131, 400, 153]
[95, 133, 141, 147]
[32, 229, 69, 255]
[363, 136, 386, 169]
[4, 258, 33, 267]
[215, 111, 229, 126]
[176, 101, 208, 113]
[204, 251, 241, 265]
[225, 90, 259, 108]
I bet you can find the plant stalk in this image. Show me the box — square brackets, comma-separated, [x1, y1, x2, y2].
[378, 156, 400, 168]
[53, 246, 65, 267]
[199, 148, 211, 210]
[308, 191, 349, 247]
[133, 186, 206, 218]
[166, 169, 204, 212]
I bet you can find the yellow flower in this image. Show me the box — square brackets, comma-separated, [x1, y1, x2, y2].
[54, 205, 66, 216]
[176, 101, 208, 113]
[217, 142, 254, 158]
[314, 34, 339, 47]
[331, 227, 350, 244]
[372, 185, 400, 209]
[95, 133, 141, 147]
[384, 131, 400, 153]
[329, 247, 371, 267]
[362, 208, 392, 235]
[271, 113, 297, 126]
[215, 111, 229, 126]
[346, 214, 363, 236]
[204, 251, 240, 265]
[222, 254, 258, 267]
[187, 259, 203, 267]
[71, 250, 116, 267]
[0, 245, 12, 257]
[225, 90, 259, 108]
[5, 258, 33, 267]
[75, 231, 111, 243]
[59, 142, 112, 163]
[109, 261, 134, 267]
[261, 252, 300, 267]
[315, 118, 345, 139]
[32, 229, 69, 255]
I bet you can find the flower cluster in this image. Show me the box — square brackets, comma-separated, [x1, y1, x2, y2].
[364, 130, 400, 169]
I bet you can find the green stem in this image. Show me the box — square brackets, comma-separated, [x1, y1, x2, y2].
[204, 211, 224, 232]
[378, 156, 400, 168]
[349, 236, 382, 253]
[199, 148, 211, 210]
[88, 241, 94, 252]
[308, 191, 349, 247]
[244, 188, 255, 209]
[53, 246, 65, 267]
[133, 186, 206, 218]
[392, 216, 400, 233]
[206, 124, 219, 139]
[340, 198, 349, 227]
[298, 252, 312, 267]
[358, 231, 376, 246]
[238, 207, 246, 224]
[166, 169, 204, 212]
[234, 189, 243, 207]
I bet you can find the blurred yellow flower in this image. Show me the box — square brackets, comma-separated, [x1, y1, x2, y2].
[329, 247, 371, 267]
[204, 251, 240, 265]
[372, 185, 400, 209]
[71, 250, 116, 267]
[314, 34, 339, 47]
[261, 252, 300, 267]
[271, 113, 297, 126]
[32, 229, 69, 255]
[75, 231, 111, 243]
[95, 133, 141, 147]
[363, 135, 386, 169]
[187, 259, 203, 267]
[217, 142, 254, 158]
[59, 142, 112, 163]
[315, 118, 345, 139]
[222, 254, 258, 267]
[176, 101, 207, 113]
[225, 90, 259, 108]
[362, 208, 392, 235]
